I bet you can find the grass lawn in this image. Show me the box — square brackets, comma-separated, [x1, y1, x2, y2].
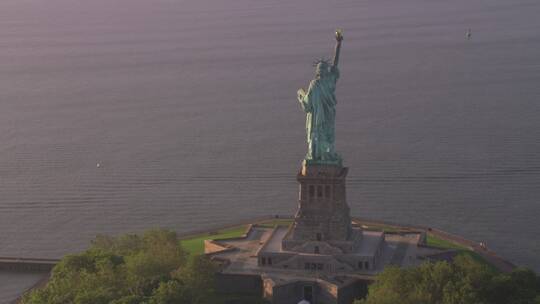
[180, 219, 293, 256]
[426, 234, 499, 272]
[256, 218, 293, 228]
[359, 223, 404, 233]
[426, 234, 469, 250]
[180, 225, 247, 256]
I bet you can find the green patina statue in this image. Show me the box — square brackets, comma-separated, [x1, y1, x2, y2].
[297, 29, 344, 165]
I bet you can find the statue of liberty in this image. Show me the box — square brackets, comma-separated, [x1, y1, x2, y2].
[297, 29, 344, 165]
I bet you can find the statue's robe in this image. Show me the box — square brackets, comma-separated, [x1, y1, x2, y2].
[299, 67, 340, 162]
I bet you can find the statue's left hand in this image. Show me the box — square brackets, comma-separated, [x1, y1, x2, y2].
[297, 88, 306, 101]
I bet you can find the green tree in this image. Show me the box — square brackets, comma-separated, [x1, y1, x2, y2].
[486, 268, 540, 304]
[21, 229, 197, 304]
[173, 255, 218, 304]
[110, 295, 145, 304]
[148, 280, 190, 304]
[356, 254, 540, 304]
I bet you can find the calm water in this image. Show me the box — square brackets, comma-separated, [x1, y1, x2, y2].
[1, 0, 540, 300]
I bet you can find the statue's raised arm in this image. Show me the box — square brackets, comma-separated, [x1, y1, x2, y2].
[332, 29, 344, 68]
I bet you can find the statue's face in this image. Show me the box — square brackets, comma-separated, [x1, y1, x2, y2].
[316, 62, 328, 78]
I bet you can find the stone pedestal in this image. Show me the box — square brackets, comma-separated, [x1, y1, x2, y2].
[283, 163, 355, 253]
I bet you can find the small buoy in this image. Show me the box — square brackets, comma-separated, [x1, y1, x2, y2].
[466, 28, 472, 40]
[96, 163, 101, 168]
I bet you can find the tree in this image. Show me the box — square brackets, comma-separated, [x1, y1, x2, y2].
[148, 280, 190, 304]
[21, 229, 200, 304]
[356, 254, 540, 304]
[173, 255, 218, 304]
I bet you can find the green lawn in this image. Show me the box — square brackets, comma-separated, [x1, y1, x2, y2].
[361, 224, 403, 233]
[180, 225, 247, 256]
[179, 219, 293, 256]
[256, 218, 293, 228]
[426, 234, 498, 272]
[426, 234, 469, 250]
